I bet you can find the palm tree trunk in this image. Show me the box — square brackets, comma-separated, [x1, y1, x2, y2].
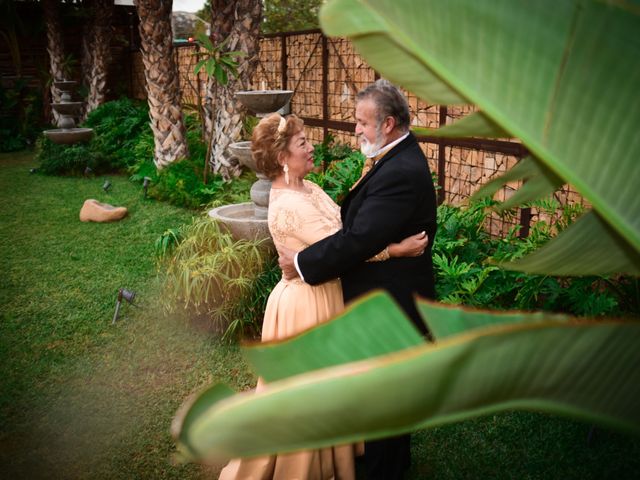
[80, 2, 95, 106]
[42, 0, 65, 125]
[136, 0, 189, 169]
[206, 0, 262, 180]
[82, 0, 113, 120]
[202, 0, 235, 142]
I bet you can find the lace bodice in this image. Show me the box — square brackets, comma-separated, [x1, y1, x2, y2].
[268, 180, 341, 253]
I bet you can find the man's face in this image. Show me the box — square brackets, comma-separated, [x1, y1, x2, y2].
[355, 98, 385, 157]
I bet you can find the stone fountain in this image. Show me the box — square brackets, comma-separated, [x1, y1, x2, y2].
[43, 80, 93, 144]
[208, 90, 293, 242]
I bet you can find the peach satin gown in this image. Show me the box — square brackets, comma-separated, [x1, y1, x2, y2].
[219, 180, 362, 480]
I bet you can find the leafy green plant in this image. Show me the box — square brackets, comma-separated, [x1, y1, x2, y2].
[132, 157, 210, 209]
[35, 98, 150, 175]
[192, 32, 245, 181]
[84, 97, 151, 169]
[131, 157, 253, 210]
[261, 0, 323, 33]
[127, 111, 253, 209]
[0, 78, 44, 151]
[307, 138, 365, 204]
[433, 200, 633, 317]
[34, 136, 111, 175]
[154, 227, 183, 258]
[160, 216, 277, 341]
[312, 133, 356, 171]
[193, 33, 243, 86]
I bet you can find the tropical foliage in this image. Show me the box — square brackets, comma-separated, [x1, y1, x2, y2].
[129, 111, 254, 209]
[433, 199, 638, 316]
[35, 98, 149, 175]
[307, 134, 365, 203]
[0, 79, 44, 152]
[173, 0, 640, 462]
[33, 98, 257, 209]
[84, 97, 150, 168]
[191, 31, 243, 181]
[193, 33, 243, 87]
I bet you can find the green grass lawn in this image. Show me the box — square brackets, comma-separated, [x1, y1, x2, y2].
[1, 151, 638, 479]
[0, 151, 255, 479]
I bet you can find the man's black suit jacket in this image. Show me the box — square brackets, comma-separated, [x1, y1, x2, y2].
[297, 133, 437, 333]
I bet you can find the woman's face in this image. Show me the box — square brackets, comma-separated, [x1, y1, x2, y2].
[281, 128, 314, 180]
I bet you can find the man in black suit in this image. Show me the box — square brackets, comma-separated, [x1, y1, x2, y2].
[279, 79, 438, 479]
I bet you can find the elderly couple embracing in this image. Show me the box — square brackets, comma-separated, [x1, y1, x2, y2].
[219, 79, 437, 480]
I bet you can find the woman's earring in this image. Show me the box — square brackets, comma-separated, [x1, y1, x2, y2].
[284, 163, 290, 185]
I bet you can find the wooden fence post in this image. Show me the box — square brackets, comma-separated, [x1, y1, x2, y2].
[280, 33, 287, 90]
[437, 106, 447, 205]
[321, 34, 329, 139]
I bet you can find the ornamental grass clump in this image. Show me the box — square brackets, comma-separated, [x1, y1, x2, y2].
[159, 216, 278, 341]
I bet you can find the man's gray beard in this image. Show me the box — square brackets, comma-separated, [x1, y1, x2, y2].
[359, 127, 385, 158]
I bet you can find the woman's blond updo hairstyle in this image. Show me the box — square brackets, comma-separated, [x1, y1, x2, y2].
[251, 113, 304, 180]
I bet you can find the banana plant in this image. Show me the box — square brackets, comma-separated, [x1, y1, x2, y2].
[173, 0, 640, 462]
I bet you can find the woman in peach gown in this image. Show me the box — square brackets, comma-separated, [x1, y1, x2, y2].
[218, 114, 427, 480]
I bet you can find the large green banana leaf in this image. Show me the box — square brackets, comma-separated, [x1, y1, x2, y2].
[468, 156, 564, 213]
[244, 292, 424, 382]
[415, 298, 570, 341]
[174, 292, 640, 461]
[320, 0, 640, 276]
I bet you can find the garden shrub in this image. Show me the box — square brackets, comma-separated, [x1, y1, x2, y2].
[312, 133, 356, 171]
[34, 136, 111, 175]
[433, 198, 638, 317]
[136, 157, 216, 209]
[35, 98, 149, 175]
[33, 97, 253, 208]
[158, 216, 278, 341]
[84, 97, 150, 170]
[307, 135, 365, 203]
[0, 78, 44, 152]
[129, 113, 253, 209]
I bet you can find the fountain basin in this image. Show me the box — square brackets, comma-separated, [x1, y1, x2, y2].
[229, 141, 256, 171]
[44, 128, 94, 145]
[236, 90, 293, 115]
[53, 80, 77, 90]
[51, 102, 83, 115]
[208, 203, 272, 245]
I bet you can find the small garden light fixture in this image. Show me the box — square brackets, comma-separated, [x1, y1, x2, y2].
[29, 168, 38, 174]
[102, 179, 112, 193]
[142, 176, 152, 198]
[84, 166, 93, 177]
[112, 287, 137, 324]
